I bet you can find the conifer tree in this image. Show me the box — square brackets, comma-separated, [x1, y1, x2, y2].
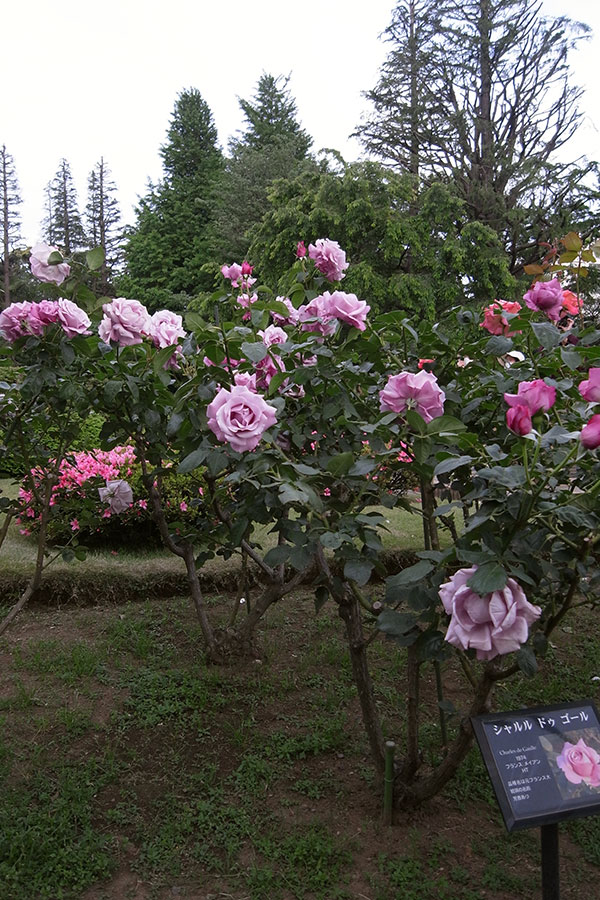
[0, 144, 22, 308]
[214, 74, 315, 259]
[43, 158, 86, 254]
[86, 157, 122, 293]
[123, 88, 223, 305]
[356, 0, 597, 268]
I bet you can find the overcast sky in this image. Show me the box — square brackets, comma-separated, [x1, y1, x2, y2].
[3, 0, 600, 246]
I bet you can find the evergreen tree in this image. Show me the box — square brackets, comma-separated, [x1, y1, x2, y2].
[86, 157, 122, 294]
[356, 0, 597, 269]
[0, 144, 22, 308]
[122, 89, 223, 306]
[214, 74, 314, 260]
[233, 73, 312, 158]
[43, 158, 86, 254]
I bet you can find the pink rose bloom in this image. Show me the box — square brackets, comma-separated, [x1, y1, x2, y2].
[241, 260, 253, 276]
[481, 300, 522, 336]
[523, 279, 564, 321]
[29, 242, 71, 285]
[379, 370, 445, 423]
[578, 369, 600, 403]
[562, 290, 583, 316]
[34, 300, 60, 326]
[439, 566, 541, 660]
[57, 298, 91, 338]
[504, 379, 556, 414]
[556, 738, 600, 787]
[298, 295, 338, 337]
[271, 297, 300, 327]
[296, 241, 307, 258]
[255, 353, 285, 391]
[581, 414, 600, 450]
[221, 262, 243, 285]
[325, 290, 370, 330]
[506, 405, 532, 436]
[258, 324, 288, 347]
[206, 384, 277, 453]
[308, 238, 349, 281]
[98, 298, 152, 346]
[98, 479, 133, 514]
[0, 302, 44, 341]
[237, 293, 258, 320]
[150, 310, 186, 349]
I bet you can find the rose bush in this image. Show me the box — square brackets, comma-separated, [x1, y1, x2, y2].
[2, 230, 600, 813]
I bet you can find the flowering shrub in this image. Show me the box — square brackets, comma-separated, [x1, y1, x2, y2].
[3, 229, 600, 811]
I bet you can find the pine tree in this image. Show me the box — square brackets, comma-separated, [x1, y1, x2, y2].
[43, 159, 86, 254]
[123, 89, 223, 305]
[0, 144, 22, 308]
[356, 0, 596, 268]
[86, 157, 122, 294]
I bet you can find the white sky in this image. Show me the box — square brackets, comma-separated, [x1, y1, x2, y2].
[3, 0, 600, 246]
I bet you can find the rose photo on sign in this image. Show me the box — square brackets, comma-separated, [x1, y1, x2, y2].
[540, 731, 600, 800]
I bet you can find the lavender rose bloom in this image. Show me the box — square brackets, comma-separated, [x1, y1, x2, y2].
[523, 278, 564, 321]
[34, 300, 60, 326]
[504, 379, 556, 414]
[308, 238, 349, 282]
[379, 370, 445, 423]
[206, 384, 277, 452]
[30, 242, 71, 285]
[98, 479, 134, 514]
[439, 566, 541, 660]
[323, 290, 370, 331]
[258, 324, 288, 347]
[298, 295, 338, 337]
[0, 302, 35, 341]
[556, 738, 600, 787]
[149, 310, 186, 349]
[581, 414, 600, 450]
[578, 368, 600, 403]
[98, 298, 152, 347]
[57, 298, 91, 338]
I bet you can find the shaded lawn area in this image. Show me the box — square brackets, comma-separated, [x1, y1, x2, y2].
[0, 592, 598, 900]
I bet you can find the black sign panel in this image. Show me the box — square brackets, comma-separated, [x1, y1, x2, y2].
[472, 700, 600, 832]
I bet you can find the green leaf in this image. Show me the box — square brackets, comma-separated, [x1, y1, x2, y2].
[103, 380, 122, 403]
[427, 415, 467, 435]
[385, 560, 434, 603]
[516, 647, 538, 677]
[206, 450, 229, 476]
[479, 466, 526, 488]
[86, 247, 105, 271]
[241, 341, 268, 363]
[560, 347, 582, 369]
[433, 455, 474, 476]
[349, 458, 377, 476]
[319, 532, 347, 550]
[344, 559, 373, 586]
[47, 250, 64, 265]
[152, 345, 177, 373]
[377, 609, 419, 638]
[185, 312, 205, 332]
[485, 335, 514, 356]
[466, 562, 507, 594]
[531, 322, 561, 349]
[561, 231, 582, 252]
[278, 483, 310, 505]
[264, 545, 291, 566]
[405, 409, 426, 434]
[178, 448, 207, 473]
[326, 452, 354, 476]
[167, 411, 185, 437]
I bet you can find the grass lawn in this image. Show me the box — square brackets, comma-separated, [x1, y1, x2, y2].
[0, 593, 598, 899]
